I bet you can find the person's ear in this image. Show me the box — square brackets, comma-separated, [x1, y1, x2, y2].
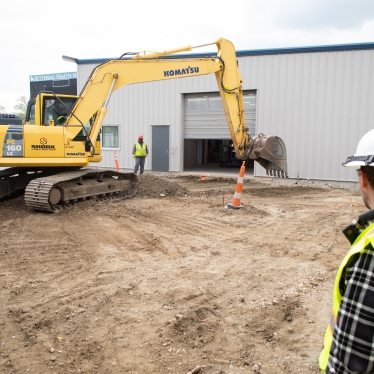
[360, 170, 369, 189]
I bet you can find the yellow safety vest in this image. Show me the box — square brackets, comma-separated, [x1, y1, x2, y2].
[134, 142, 147, 157]
[319, 222, 374, 372]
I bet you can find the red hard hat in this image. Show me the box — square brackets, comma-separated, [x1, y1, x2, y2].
[138, 135, 143, 140]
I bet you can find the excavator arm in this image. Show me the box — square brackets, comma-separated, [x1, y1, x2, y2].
[65, 38, 287, 177]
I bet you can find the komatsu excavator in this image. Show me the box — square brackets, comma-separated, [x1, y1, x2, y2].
[0, 38, 287, 212]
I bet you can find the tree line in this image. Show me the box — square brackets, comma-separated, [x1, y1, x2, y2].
[0, 96, 29, 123]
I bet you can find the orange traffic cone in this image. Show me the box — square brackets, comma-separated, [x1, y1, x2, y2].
[228, 161, 246, 210]
[114, 151, 119, 171]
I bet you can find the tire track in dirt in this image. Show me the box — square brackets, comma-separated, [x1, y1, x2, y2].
[96, 200, 241, 252]
[1, 218, 80, 287]
[119, 200, 230, 234]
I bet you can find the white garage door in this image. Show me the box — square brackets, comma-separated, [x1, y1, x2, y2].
[184, 91, 256, 139]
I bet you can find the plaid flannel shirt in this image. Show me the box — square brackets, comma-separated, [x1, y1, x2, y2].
[326, 209, 374, 373]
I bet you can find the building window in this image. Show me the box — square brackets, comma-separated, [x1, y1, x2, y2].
[186, 97, 207, 111]
[102, 125, 119, 148]
[208, 97, 223, 110]
[243, 94, 256, 111]
[53, 79, 70, 87]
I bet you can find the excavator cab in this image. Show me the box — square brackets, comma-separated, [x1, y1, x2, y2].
[43, 96, 76, 126]
[25, 93, 78, 127]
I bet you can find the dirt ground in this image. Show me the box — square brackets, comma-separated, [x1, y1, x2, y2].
[0, 172, 365, 374]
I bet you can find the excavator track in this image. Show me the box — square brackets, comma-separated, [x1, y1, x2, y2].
[0, 167, 74, 201]
[24, 168, 138, 212]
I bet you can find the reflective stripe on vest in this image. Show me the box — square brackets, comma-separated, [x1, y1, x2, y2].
[319, 223, 374, 372]
[134, 142, 147, 157]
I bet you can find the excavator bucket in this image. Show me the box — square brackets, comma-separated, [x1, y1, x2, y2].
[247, 134, 288, 178]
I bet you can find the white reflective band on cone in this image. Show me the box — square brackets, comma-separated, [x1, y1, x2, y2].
[234, 192, 242, 198]
[237, 177, 244, 183]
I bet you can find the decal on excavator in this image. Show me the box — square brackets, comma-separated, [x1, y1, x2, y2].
[2, 126, 23, 157]
[66, 152, 86, 156]
[31, 137, 56, 150]
[31, 144, 56, 150]
[163, 67, 199, 77]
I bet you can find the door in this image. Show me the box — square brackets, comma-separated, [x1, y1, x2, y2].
[152, 125, 169, 172]
[184, 91, 257, 139]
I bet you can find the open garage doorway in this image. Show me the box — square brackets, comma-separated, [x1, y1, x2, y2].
[183, 139, 254, 176]
[183, 91, 256, 176]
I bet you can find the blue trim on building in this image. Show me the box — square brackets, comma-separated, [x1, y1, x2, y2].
[76, 42, 374, 65]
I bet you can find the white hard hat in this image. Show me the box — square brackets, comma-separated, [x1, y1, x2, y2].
[343, 129, 374, 168]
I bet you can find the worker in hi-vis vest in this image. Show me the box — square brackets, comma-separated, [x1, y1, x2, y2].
[132, 135, 148, 175]
[320, 129, 374, 373]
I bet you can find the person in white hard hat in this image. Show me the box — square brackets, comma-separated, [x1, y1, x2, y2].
[320, 129, 374, 373]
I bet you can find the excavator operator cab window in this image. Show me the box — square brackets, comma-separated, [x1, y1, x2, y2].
[28, 103, 36, 125]
[43, 99, 56, 125]
[25, 99, 36, 125]
[42, 97, 76, 126]
[73, 115, 98, 141]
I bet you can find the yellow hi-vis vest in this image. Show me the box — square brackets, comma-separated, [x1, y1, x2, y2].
[319, 222, 374, 372]
[134, 142, 147, 157]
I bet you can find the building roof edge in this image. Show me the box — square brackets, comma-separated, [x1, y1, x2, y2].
[75, 42, 374, 65]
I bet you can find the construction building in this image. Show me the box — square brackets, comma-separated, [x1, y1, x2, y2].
[66, 41, 374, 184]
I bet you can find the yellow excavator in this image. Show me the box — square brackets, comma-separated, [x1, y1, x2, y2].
[0, 38, 287, 211]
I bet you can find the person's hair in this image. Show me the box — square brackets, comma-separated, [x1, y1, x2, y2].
[361, 166, 374, 189]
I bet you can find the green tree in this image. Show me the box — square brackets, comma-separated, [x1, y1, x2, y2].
[14, 96, 29, 123]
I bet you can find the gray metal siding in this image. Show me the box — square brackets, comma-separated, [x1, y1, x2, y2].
[78, 48, 374, 181]
[239, 49, 374, 181]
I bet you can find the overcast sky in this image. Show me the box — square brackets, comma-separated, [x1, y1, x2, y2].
[1, 0, 374, 111]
